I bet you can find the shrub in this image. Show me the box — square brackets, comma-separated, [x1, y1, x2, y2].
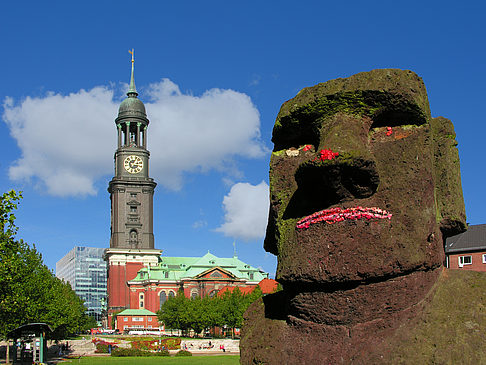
[93, 338, 118, 353]
[95, 344, 109, 353]
[175, 350, 192, 356]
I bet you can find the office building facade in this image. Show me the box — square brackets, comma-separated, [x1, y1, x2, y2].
[56, 246, 107, 322]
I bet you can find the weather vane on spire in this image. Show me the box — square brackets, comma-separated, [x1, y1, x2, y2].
[127, 49, 137, 95]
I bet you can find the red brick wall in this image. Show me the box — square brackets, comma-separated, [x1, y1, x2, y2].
[107, 260, 145, 329]
[129, 285, 179, 313]
[107, 264, 126, 308]
[448, 251, 486, 271]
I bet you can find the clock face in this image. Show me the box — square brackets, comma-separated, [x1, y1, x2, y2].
[124, 155, 143, 174]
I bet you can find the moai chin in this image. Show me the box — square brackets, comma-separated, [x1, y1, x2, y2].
[241, 69, 466, 364]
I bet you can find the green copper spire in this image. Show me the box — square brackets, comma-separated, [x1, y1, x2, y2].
[128, 49, 138, 97]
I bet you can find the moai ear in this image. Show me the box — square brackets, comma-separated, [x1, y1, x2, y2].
[431, 116, 467, 237]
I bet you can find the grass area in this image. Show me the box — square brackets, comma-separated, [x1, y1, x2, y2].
[72, 355, 240, 365]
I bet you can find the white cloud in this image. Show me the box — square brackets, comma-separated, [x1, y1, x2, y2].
[3, 88, 117, 196]
[147, 79, 266, 189]
[214, 181, 269, 241]
[192, 220, 208, 229]
[2, 79, 267, 196]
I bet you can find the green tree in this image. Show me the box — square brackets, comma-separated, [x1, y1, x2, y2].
[158, 290, 192, 335]
[0, 190, 93, 339]
[219, 287, 248, 337]
[157, 285, 265, 338]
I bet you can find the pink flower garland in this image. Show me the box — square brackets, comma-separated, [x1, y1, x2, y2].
[296, 206, 392, 229]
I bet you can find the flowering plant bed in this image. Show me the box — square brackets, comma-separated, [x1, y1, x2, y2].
[131, 337, 181, 351]
[92, 338, 118, 353]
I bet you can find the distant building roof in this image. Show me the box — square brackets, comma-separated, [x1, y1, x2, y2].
[218, 278, 278, 296]
[258, 278, 279, 294]
[445, 224, 486, 253]
[129, 252, 268, 283]
[117, 309, 156, 316]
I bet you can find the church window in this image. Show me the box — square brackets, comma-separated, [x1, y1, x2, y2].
[159, 291, 167, 308]
[164, 272, 169, 278]
[130, 193, 137, 198]
[209, 290, 218, 298]
[191, 290, 199, 299]
[130, 206, 137, 213]
[249, 273, 254, 280]
[139, 293, 144, 309]
[210, 271, 222, 278]
[168, 291, 175, 298]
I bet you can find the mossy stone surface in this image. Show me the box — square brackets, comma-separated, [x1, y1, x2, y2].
[242, 69, 469, 364]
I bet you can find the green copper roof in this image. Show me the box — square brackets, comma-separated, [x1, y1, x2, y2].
[131, 252, 268, 283]
[117, 308, 156, 316]
[118, 97, 146, 117]
[117, 49, 147, 119]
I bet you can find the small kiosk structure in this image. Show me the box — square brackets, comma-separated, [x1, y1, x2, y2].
[6, 323, 52, 364]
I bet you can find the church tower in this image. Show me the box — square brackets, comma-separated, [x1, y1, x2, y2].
[109, 51, 155, 249]
[105, 51, 161, 324]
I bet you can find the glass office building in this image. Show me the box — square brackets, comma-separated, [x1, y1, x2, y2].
[56, 246, 107, 323]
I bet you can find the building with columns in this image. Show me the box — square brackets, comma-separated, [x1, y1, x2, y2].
[105, 54, 269, 329]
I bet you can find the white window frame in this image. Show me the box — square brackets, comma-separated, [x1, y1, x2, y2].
[458, 255, 472, 267]
[483, 254, 486, 264]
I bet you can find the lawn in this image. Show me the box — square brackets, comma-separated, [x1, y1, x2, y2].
[73, 355, 240, 365]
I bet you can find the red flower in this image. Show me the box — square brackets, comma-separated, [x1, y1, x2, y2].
[386, 127, 393, 136]
[302, 144, 313, 151]
[319, 148, 339, 161]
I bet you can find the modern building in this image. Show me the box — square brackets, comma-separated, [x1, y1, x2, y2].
[56, 246, 107, 322]
[445, 224, 486, 271]
[104, 53, 269, 328]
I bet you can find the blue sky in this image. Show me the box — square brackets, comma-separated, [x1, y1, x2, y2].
[1, 1, 485, 276]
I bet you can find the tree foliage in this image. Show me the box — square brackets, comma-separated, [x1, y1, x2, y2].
[157, 286, 264, 336]
[0, 190, 93, 339]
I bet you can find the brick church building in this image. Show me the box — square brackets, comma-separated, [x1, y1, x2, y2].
[104, 53, 268, 330]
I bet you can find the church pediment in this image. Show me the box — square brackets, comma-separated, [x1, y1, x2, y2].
[194, 266, 236, 280]
[127, 199, 141, 206]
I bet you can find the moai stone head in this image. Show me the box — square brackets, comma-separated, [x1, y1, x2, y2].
[241, 70, 467, 364]
[265, 69, 466, 289]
